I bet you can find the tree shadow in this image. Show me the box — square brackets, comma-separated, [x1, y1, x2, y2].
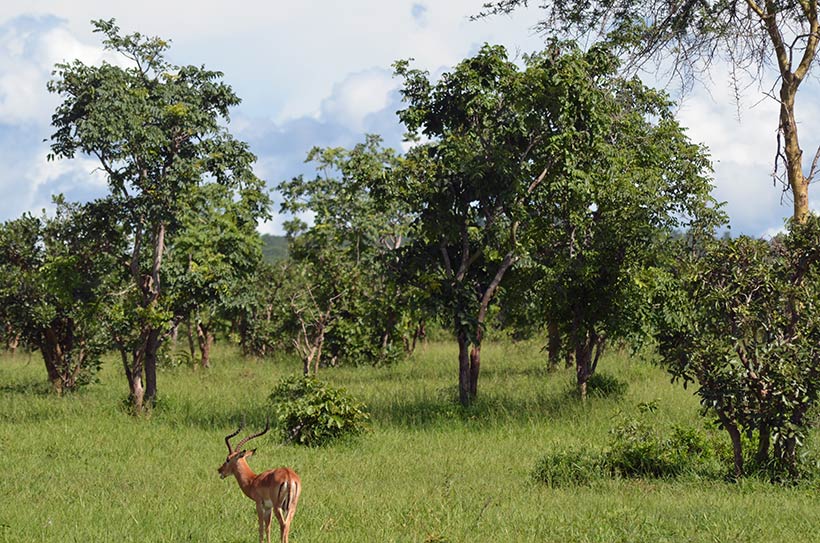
[0, 379, 52, 396]
[368, 385, 594, 430]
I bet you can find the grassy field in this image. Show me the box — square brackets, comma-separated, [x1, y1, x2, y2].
[1, 341, 819, 542]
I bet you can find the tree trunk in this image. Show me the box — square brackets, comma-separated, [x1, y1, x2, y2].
[6, 330, 20, 356]
[779, 84, 809, 222]
[457, 330, 471, 407]
[575, 342, 591, 400]
[143, 327, 161, 405]
[547, 321, 561, 371]
[196, 321, 213, 369]
[755, 425, 770, 467]
[187, 316, 197, 366]
[469, 343, 481, 398]
[717, 410, 744, 478]
[40, 343, 63, 396]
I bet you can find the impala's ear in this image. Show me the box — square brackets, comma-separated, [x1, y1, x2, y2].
[246, 448, 257, 458]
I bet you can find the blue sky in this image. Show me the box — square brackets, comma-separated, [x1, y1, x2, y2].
[0, 1, 817, 236]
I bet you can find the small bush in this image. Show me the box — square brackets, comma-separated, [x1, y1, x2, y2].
[269, 376, 369, 447]
[532, 449, 605, 487]
[605, 412, 718, 478]
[586, 372, 628, 399]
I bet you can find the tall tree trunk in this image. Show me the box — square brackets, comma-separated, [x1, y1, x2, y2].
[717, 409, 744, 478]
[143, 327, 161, 405]
[187, 315, 197, 366]
[779, 85, 809, 222]
[547, 321, 561, 371]
[755, 425, 771, 467]
[40, 343, 63, 395]
[469, 338, 481, 398]
[196, 321, 213, 369]
[575, 341, 591, 400]
[457, 329, 471, 407]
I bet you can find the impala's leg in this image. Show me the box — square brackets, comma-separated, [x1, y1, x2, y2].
[263, 506, 274, 543]
[282, 483, 300, 543]
[256, 503, 265, 543]
[274, 507, 286, 543]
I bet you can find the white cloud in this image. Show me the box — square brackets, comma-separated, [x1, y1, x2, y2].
[317, 68, 398, 132]
[1, 2, 819, 237]
[0, 16, 113, 126]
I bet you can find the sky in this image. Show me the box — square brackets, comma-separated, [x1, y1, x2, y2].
[1, 1, 817, 237]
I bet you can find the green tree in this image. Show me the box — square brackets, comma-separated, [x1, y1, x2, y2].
[656, 217, 820, 479]
[518, 45, 721, 397]
[0, 198, 123, 394]
[479, 0, 820, 224]
[278, 136, 416, 370]
[395, 43, 719, 404]
[165, 180, 270, 368]
[48, 20, 260, 412]
[394, 45, 565, 406]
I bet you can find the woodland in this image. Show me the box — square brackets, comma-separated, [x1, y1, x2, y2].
[3, 3, 820, 541]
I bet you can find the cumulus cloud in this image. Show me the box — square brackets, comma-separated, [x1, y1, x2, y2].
[2, 2, 819, 237]
[0, 15, 112, 126]
[318, 68, 400, 134]
[0, 16, 114, 222]
[676, 71, 820, 237]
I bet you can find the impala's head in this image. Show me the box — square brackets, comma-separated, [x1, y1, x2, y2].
[218, 418, 270, 479]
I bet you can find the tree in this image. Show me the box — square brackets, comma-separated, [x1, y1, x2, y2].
[0, 198, 123, 394]
[165, 180, 270, 368]
[479, 0, 820, 224]
[48, 20, 261, 412]
[520, 45, 721, 398]
[396, 43, 720, 403]
[394, 45, 570, 406]
[656, 217, 820, 479]
[278, 136, 417, 370]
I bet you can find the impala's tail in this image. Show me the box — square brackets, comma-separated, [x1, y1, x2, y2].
[279, 478, 300, 513]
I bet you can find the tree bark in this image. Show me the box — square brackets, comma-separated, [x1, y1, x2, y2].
[469, 340, 481, 399]
[196, 321, 213, 369]
[187, 316, 197, 366]
[40, 343, 63, 395]
[457, 329, 471, 407]
[779, 84, 809, 222]
[143, 327, 161, 405]
[755, 425, 770, 467]
[547, 321, 561, 371]
[717, 409, 744, 478]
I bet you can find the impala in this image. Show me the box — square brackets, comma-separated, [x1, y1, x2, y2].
[218, 419, 301, 543]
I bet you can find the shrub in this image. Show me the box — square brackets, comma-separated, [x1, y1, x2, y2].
[269, 376, 370, 446]
[532, 449, 605, 487]
[605, 413, 718, 478]
[586, 372, 628, 399]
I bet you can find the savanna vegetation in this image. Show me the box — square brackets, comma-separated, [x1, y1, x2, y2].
[3, 5, 820, 541]
[2, 343, 820, 543]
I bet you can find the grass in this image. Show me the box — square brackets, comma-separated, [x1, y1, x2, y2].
[1, 341, 819, 542]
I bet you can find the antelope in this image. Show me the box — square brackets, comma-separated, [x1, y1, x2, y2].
[218, 419, 301, 543]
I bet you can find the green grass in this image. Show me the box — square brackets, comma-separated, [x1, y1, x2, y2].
[1, 341, 819, 542]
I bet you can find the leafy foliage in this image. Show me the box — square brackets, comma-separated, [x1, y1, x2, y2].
[656, 215, 820, 479]
[47, 19, 263, 410]
[269, 376, 370, 447]
[0, 197, 123, 393]
[605, 417, 717, 479]
[277, 136, 418, 369]
[533, 403, 721, 486]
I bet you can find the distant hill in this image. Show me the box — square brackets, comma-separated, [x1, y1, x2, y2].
[261, 234, 288, 262]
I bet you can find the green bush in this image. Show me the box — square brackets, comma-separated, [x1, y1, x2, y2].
[605, 414, 718, 478]
[586, 372, 628, 399]
[269, 376, 370, 446]
[532, 449, 604, 487]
